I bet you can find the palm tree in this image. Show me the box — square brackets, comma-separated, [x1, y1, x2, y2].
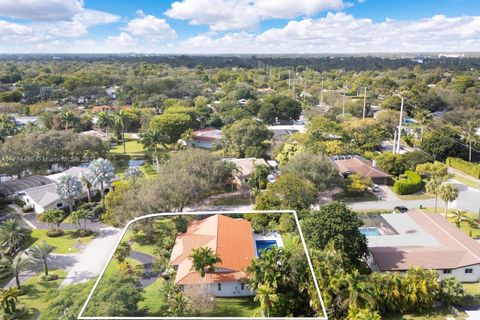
[0, 219, 30, 256]
[439, 183, 459, 218]
[140, 128, 170, 174]
[167, 291, 189, 316]
[56, 174, 83, 213]
[254, 283, 278, 318]
[97, 111, 112, 146]
[80, 172, 93, 203]
[425, 178, 442, 213]
[86, 158, 115, 211]
[0, 253, 34, 289]
[61, 111, 76, 130]
[189, 247, 221, 298]
[414, 108, 431, 141]
[452, 209, 474, 229]
[249, 163, 270, 190]
[463, 120, 479, 162]
[345, 269, 375, 310]
[113, 110, 130, 154]
[0, 287, 19, 316]
[28, 241, 56, 276]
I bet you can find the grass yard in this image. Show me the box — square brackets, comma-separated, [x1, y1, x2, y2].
[19, 270, 67, 320]
[463, 282, 480, 296]
[385, 307, 466, 319]
[110, 140, 146, 155]
[388, 187, 433, 201]
[211, 194, 252, 206]
[453, 174, 480, 190]
[28, 229, 94, 254]
[103, 257, 143, 279]
[122, 230, 158, 256]
[198, 297, 261, 317]
[333, 191, 378, 202]
[140, 278, 169, 316]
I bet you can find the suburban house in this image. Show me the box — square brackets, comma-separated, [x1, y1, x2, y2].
[169, 214, 255, 297]
[332, 155, 391, 185]
[190, 127, 222, 149]
[0, 176, 54, 199]
[20, 183, 64, 214]
[224, 158, 270, 189]
[362, 210, 480, 282]
[79, 130, 108, 141]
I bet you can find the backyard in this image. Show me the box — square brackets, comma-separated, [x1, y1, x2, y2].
[27, 229, 95, 254]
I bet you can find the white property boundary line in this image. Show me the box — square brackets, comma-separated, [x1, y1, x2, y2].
[77, 210, 328, 320]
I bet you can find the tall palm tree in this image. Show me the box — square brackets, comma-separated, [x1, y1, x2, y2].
[61, 111, 76, 130]
[439, 183, 459, 218]
[254, 283, 278, 318]
[113, 110, 130, 154]
[345, 269, 375, 310]
[0, 253, 34, 289]
[189, 247, 222, 278]
[55, 174, 83, 213]
[97, 111, 112, 146]
[80, 172, 93, 203]
[0, 219, 30, 256]
[28, 241, 56, 276]
[86, 158, 115, 211]
[452, 209, 474, 229]
[463, 120, 479, 162]
[140, 128, 170, 174]
[414, 108, 431, 141]
[425, 178, 442, 213]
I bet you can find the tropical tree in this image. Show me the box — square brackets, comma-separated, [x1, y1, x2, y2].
[248, 162, 270, 191]
[0, 219, 30, 255]
[70, 209, 92, 232]
[61, 111, 76, 130]
[0, 253, 34, 289]
[113, 110, 130, 153]
[463, 120, 479, 162]
[56, 174, 83, 213]
[254, 283, 278, 318]
[439, 183, 459, 218]
[414, 108, 431, 141]
[80, 172, 93, 203]
[452, 209, 474, 229]
[425, 178, 442, 213]
[86, 158, 115, 211]
[347, 308, 382, 320]
[124, 167, 144, 190]
[28, 241, 56, 276]
[345, 269, 375, 310]
[97, 111, 112, 145]
[439, 277, 464, 307]
[39, 209, 66, 232]
[189, 247, 221, 278]
[114, 242, 131, 264]
[167, 291, 189, 316]
[0, 287, 19, 316]
[140, 128, 170, 173]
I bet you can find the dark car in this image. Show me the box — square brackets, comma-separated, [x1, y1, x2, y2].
[394, 206, 409, 213]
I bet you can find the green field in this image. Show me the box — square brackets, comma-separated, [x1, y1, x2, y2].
[110, 140, 146, 155]
[103, 257, 143, 279]
[28, 229, 94, 254]
[453, 174, 480, 189]
[388, 187, 433, 200]
[140, 278, 168, 315]
[199, 297, 261, 317]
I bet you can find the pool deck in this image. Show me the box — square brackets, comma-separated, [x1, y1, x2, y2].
[252, 232, 284, 256]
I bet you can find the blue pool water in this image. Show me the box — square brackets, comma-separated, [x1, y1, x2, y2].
[255, 240, 278, 256]
[359, 227, 381, 236]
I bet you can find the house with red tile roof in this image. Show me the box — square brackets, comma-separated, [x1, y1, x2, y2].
[364, 210, 480, 282]
[190, 127, 222, 149]
[169, 214, 255, 297]
[333, 155, 391, 185]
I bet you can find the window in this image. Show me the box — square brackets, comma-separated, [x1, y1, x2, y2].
[56, 202, 63, 208]
[179, 285, 184, 291]
[241, 283, 245, 290]
[465, 268, 473, 274]
[218, 283, 222, 291]
[443, 269, 451, 274]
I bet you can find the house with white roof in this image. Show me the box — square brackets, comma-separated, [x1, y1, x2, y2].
[20, 183, 64, 214]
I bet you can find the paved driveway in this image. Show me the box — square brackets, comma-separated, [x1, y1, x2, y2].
[61, 227, 121, 286]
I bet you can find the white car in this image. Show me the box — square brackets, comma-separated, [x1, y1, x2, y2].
[372, 184, 381, 192]
[267, 174, 276, 183]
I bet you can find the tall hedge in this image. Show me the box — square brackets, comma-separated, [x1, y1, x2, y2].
[393, 170, 423, 195]
[446, 157, 480, 179]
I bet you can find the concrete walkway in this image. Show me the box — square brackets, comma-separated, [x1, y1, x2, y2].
[129, 250, 158, 288]
[61, 227, 121, 286]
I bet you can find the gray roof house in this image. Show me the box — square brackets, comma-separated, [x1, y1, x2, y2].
[20, 183, 64, 214]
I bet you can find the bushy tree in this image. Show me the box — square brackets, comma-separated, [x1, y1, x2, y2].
[222, 118, 273, 158]
[0, 219, 30, 256]
[56, 174, 83, 213]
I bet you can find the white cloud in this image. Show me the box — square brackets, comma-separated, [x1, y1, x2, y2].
[106, 32, 138, 50]
[122, 11, 176, 39]
[165, 0, 346, 31]
[0, 0, 83, 21]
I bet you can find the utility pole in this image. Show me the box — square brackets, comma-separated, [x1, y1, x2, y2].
[320, 77, 324, 108]
[303, 73, 307, 105]
[342, 84, 346, 118]
[362, 86, 367, 119]
[396, 96, 405, 154]
[288, 70, 291, 90]
[393, 131, 397, 154]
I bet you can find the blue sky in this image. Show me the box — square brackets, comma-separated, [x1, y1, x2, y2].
[0, 0, 479, 53]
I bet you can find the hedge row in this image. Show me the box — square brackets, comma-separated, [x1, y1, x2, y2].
[446, 157, 480, 179]
[393, 170, 423, 195]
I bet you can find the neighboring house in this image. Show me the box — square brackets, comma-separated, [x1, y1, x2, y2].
[238, 98, 248, 105]
[363, 210, 480, 282]
[0, 176, 54, 199]
[190, 127, 222, 149]
[47, 166, 90, 182]
[268, 124, 306, 141]
[224, 158, 270, 189]
[20, 183, 64, 214]
[14, 116, 38, 127]
[79, 130, 108, 141]
[91, 105, 130, 113]
[332, 155, 391, 185]
[169, 214, 255, 297]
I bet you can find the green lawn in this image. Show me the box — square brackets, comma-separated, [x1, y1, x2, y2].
[19, 270, 67, 320]
[333, 191, 378, 202]
[122, 230, 158, 256]
[453, 174, 480, 190]
[198, 297, 261, 317]
[110, 140, 146, 155]
[140, 278, 168, 316]
[212, 194, 252, 206]
[387, 187, 433, 201]
[385, 307, 465, 319]
[28, 229, 94, 254]
[103, 257, 143, 279]
[463, 282, 480, 296]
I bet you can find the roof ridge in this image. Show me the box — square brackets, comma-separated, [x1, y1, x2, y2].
[25, 182, 56, 192]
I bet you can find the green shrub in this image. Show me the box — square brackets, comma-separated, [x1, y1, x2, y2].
[446, 157, 480, 179]
[393, 170, 423, 195]
[22, 207, 33, 213]
[14, 198, 25, 207]
[0, 197, 11, 207]
[47, 230, 64, 237]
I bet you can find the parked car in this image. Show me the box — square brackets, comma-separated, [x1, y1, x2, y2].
[372, 184, 381, 192]
[267, 174, 276, 183]
[394, 206, 409, 213]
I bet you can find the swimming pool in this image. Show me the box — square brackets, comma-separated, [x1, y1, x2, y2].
[255, 240, 278, 256]
[359, 227, 381, 236]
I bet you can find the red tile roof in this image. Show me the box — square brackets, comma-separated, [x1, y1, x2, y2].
[169, 215, 255, 285]
[334, 157, 391, 179]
